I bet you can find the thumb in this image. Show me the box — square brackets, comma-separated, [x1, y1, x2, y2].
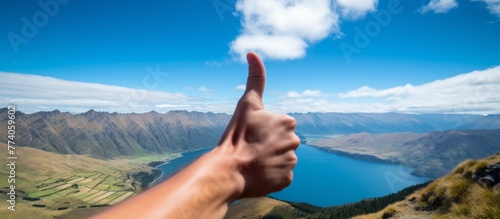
[245, 52, 266, 99]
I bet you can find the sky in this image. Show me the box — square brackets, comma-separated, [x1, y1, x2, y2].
[0, 0, 499, 114]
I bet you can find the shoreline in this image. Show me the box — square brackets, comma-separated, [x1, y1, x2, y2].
[148, 146, 215, 187]
[308, 144, 433, 179]
[309, 145, 398, 165]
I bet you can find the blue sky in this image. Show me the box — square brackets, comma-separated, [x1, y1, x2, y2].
[0, 0, 499, 114]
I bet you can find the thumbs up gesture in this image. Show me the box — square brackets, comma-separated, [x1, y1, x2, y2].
[90, 53, 300, 219]
[217, 52, 300, 198]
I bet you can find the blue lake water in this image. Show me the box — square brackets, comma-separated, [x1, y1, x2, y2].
[152, 145, 430, 207]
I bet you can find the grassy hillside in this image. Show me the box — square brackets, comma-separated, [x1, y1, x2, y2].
[225, 197, 290, 219]
[355, 152, 500, 219]
[0, 143, 164, 219]
[225, 183, 429, 219]
[226, 152, 500, 219]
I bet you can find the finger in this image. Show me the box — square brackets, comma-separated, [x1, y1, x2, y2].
[281, 115, 297, 131]
[245, 52, 266, 99]
[290, 134, 301, 150]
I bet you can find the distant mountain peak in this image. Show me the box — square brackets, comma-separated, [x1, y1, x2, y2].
[83, 109, 97, 115]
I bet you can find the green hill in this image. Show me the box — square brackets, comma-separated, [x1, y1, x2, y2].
[0, 143, 162, 219]
[355, 152, 500, 219]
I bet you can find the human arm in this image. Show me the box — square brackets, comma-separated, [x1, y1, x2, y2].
[91, 52, 300, 219]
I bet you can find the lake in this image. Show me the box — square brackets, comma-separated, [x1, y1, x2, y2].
[151, 145, 430, 207]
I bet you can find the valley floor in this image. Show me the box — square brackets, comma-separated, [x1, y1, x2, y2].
[0, 144, 178, 219]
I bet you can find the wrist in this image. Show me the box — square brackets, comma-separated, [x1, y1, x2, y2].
[204, 146, 246, 203]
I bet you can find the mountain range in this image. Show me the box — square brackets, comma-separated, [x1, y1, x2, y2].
[1, 108, 499, 159]
[0, 108, 229, 158]
[292, 113, 500, 134]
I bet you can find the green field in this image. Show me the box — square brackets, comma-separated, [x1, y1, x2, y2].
[25, 172, 137, 206]
[18, 163, 167, 215]
[133, 153, 182, 161]
[0, 145, 175, 218]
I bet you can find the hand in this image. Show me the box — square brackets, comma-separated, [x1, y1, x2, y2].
[215, 52, 300, 198]
[91, 52, 300, 219]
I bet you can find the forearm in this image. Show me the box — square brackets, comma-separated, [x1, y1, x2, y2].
[91, 148, 244, 219]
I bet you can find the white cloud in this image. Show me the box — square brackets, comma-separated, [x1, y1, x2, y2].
[156, 104, 192, 108]
[198, 86, 212, 93]
[476, 0, 500, 17]
[198, 86, 215, 95]
[0, 72, 238, 113]
[336, 66, 500, 114]
[230, 0, 386, 61]
[268, 99, 394, 114]
[205, 61, 222, 67]
[338, 84, 414, 98]
[336, 0, 379, 19]
[287, 90, 323, 98]
[3, 67, 500, 115]
[230, 0, 339, 61]
[232, 34, 308, 60]
[420, 0, 500, 17]
[235, 84, 246, 90]
[421, 0, 458, 14]
[230, 0, 498, 61]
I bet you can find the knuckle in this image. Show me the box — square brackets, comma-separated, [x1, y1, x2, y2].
[238, 92, 263, 110]
[286, 115, 297, 125]
[280, 115, 296, 130]
[291, 134, 301, 148]
[290, 153, 298, 164]
[282, 180, 292, 189]
[274, 172, 294, 192]
[284, 172, 293, 186]
[276, 179, 292, 191]
[237, 97, 252, 109]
